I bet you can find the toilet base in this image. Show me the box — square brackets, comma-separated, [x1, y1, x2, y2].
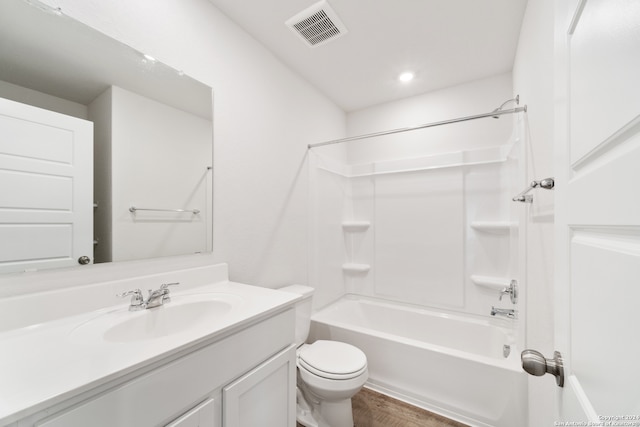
[317, 398, 354, 427]
[296, 387, 318, 427]
[296, 385, 356, 427]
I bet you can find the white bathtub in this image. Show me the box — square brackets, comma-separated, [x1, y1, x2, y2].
[308, 295, 527, 427]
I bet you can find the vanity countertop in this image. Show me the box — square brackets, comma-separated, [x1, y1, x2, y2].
[0, 281, 299, 425]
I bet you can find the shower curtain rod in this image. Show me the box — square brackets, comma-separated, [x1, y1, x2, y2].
[308, 98, 527, 149]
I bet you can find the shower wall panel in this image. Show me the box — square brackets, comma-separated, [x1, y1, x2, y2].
[373, 167, 464, 308]
[308, 153, 351, 310]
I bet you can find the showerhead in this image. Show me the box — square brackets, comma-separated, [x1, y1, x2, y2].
[536, 177, 555, 190]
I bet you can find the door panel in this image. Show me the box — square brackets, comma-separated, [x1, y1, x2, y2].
[0, 169, 73, 210]
[569, 0, 640, 163]
[0, 97, 93, 273]
[0, 113, 74, 163]
[571, 230, 640, 414]
[0, 224, 72, 262]
[556, 0, 640, 421]
[568, 135, 640, 225]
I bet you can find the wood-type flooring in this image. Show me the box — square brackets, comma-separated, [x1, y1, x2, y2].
[297, 387, 469, 427]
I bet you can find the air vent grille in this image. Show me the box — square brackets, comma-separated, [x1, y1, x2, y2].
[286, 1, 348, 48]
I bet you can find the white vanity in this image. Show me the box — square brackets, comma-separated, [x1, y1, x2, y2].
[0, 259, 299, 427]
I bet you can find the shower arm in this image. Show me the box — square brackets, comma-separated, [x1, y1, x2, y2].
[512, 178, 555, 203]
[491, 95, 520, 118]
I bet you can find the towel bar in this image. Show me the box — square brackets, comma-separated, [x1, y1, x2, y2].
[129, 206, 200, 214]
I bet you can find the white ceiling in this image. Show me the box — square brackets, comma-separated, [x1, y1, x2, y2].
[208, 0, 528, 112]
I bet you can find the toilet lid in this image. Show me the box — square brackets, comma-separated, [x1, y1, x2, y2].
[298, 340, 367, 380]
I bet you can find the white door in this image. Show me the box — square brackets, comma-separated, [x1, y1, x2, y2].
[0, 97, 93, 273]
[554, 0, 640, 421]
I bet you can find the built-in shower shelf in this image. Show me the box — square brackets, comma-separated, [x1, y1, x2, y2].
[470, 221, 515, 234]
[470, 275, 511, 290]
[342, 221, 370, 232]
[342, 263, 371, 273]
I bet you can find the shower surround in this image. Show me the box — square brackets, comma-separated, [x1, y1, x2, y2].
[307, 103, 527, 426]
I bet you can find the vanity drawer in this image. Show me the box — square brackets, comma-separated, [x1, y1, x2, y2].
[33, 309, 294, 427]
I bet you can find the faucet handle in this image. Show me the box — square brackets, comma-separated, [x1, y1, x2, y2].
[117, 288, 143, 299]
[159, 282, 179, 303]
[117, 289, 145, 310]
[498, 280, 518, 304]
[160, 282, 180, 290]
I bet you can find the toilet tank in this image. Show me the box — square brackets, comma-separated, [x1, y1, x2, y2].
[278, 285, 314, 347]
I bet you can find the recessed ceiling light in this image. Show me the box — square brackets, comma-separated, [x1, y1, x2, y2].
[398, 72, 415, 83]
[143, 53, 157, 62]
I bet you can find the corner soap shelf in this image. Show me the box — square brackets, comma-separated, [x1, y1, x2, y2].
[342, 263, 370, 274]
[470, 275, 511, 290]
[342, 221, 370, 232]
[470, 221, 515, 234]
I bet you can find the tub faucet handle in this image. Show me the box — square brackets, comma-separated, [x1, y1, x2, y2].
[498, 280, 518, 304]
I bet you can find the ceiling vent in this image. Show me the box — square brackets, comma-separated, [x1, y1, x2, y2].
[285, 0, 348, 48]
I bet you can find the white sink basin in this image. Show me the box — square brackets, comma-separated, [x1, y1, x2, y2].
[104, 299, 232, 343]
[70, 293, 242, 344]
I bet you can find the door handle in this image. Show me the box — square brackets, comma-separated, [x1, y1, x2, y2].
[521, 349, 564, 387]
[78, 256, 91, 265]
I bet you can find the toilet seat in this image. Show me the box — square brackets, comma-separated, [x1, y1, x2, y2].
[298, 340, 367, 380]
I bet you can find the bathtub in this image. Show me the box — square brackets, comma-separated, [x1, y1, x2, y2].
[308, 295, 527, 427]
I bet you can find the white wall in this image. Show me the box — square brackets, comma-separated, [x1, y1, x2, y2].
[346, 73, 515, 164]
[307, 153, 350, 309]
[40, 0, 346, 288]
[90, 86, 212, 264]
[0, 80, 88, 119]
[109, 86, 213, 262]
[88, 88, 113, 263]
[512, 0, 556, 425]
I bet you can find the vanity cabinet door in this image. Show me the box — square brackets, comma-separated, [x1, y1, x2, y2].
[165, 397, 218, 427]
[222, 345, 296, 427]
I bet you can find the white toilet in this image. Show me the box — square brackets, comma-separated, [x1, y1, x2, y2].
[280, 285, 368, 427]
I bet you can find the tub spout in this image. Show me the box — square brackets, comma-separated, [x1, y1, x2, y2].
[491, 307, 518, 319]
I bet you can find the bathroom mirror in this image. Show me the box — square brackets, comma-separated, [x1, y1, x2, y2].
[0, 0, 213, 273]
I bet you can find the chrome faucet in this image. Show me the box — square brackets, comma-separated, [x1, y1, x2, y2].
[145, 282, 179, 308]
[491, 306, 518, 319]
[498, 280, 518, 304]
[117, 282, 179, 311]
